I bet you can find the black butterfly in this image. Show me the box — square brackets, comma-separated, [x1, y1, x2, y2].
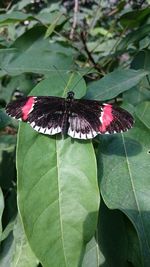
[6, 91, 134, 139]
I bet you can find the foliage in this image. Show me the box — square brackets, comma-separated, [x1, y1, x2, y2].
[0, 0, 150, 266]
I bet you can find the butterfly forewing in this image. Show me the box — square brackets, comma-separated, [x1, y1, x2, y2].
[6, 96, 65, 135]
[99, 104, 134, 134]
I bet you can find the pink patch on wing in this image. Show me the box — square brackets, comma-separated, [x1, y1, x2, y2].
[22, 97, 35, 120]
[99, 104, 113, 132]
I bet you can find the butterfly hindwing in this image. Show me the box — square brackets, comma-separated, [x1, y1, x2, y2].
[68, 115, 98, 139]
[67, 99, 101, 139]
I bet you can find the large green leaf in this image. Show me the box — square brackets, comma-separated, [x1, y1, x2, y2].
[0, 26, 74, 76]
[98, 118, 150, 267]
[86, 69, 148, 101]
[17, 72, 100, 267]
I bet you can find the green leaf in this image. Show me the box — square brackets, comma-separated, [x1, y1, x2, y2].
[82, 237, 102, 267]
[118, 24, 150, 51]
[119, 8, 150, 28]
[97, 201, 129, 267]
[0, 188, 4, 238]
[90, 27, 113, 37]
[131, 50, 150, 71]
[98, 118, 150, 267]
[0, 135, 16, 189]
[86, 39, 117, 54]
[29, 71, 87, 98]
[82, 200, 131, 267]
[0, 219, 15, 242]
[0, 11, 31, 24]
[11, 215, 38, 267]
[135, 101, 150, 129]
[0, 110, 11, 129]
[0, 74, 34, 103]
[35, 12, 66, 25]
[86, 69, 148, 101]
[0, 26, 74, 76]
[44, 13, 65, 38]
[0, 234, 14, 267]
[17, 73, 100, 267]
[126, 217, 142, 267]
[0, 216, 38, 267]
[0, 11, 66, 26]
[124, 51, 150, 105]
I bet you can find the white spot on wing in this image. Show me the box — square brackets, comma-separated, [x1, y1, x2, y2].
[30, 123, 62, 135]
[68, 128, 97, 139]
[99, 111, 104, 123]
[30, 122, 35, 127]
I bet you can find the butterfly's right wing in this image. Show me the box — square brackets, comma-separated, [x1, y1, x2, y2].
[68, 99, 134, 139]
[6, 96, 65, 135]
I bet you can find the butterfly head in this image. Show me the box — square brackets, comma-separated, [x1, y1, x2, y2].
[67, 91, 75, 100]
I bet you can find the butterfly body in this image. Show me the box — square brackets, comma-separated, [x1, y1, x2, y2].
[61, 91, 75, 135]
[6, 91, 134, 139]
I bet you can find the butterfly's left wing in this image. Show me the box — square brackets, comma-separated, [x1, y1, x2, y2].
[6, 96, 65, 135]
[68, 99, 134, 139]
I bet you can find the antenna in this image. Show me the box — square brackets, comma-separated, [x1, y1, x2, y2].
[53, 65, 98, 94]
[70, 66, 97, 92]
[53, 65, 68, 88]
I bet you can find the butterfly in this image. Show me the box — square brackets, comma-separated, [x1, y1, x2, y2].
[6, 91, 134, 139]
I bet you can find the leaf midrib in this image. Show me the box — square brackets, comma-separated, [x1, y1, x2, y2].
[56, 138, 68, 267]
[122, 134, 150, 250]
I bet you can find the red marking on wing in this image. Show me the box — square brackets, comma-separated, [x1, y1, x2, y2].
[22, 97, 35, 120]
[99, 104, 113, 132]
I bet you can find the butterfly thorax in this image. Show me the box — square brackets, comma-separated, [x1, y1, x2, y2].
[66, 91, 74, 100]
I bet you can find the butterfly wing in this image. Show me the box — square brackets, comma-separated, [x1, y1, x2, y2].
[99, 103, 134, 134]
[6, 96, 134, 139]
[67, 99, 134, 139]
[6, 96, 65, 135]
[67, 99, 100, 139]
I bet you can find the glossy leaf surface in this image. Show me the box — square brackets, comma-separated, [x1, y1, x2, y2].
[86, 69, 148, 101]
[17, 72, 100, 267]
[98, 118, 150, 267]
